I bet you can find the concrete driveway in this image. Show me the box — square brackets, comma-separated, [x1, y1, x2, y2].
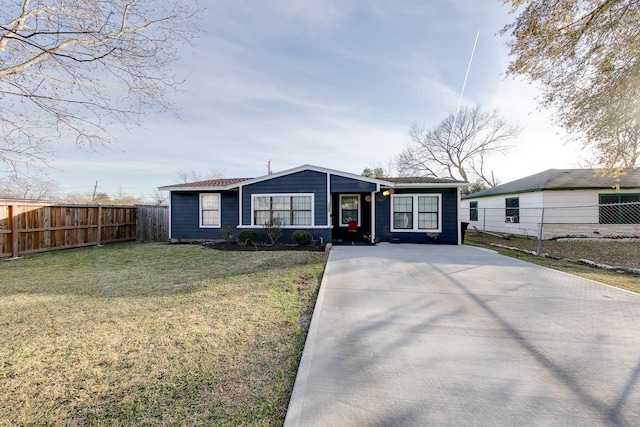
[285, 244, 640, 427]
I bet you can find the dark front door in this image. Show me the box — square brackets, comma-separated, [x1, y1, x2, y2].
[331, 193, 372, 243]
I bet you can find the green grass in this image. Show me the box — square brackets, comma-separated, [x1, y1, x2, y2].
[465, 233, 640, 294]
[0, 243, 328, 426]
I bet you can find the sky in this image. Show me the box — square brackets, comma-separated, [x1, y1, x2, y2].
[44, 0, 584, 200]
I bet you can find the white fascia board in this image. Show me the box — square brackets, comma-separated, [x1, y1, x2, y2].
[167, 191, 172, 239]
[457, 186, 462, 245]
[388, 182, 469, 189]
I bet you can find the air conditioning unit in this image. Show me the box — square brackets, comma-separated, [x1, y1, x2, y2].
[505, 216, 516, 223]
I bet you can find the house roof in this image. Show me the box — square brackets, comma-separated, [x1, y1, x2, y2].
[158, 164, 468, 191]
[160, 178, 252, 190]
[463, 168, 640, 199]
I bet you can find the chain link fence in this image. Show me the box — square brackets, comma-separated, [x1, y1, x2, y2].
[461, 202, 640, 256]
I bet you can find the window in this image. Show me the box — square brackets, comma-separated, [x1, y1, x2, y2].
[418, 196, 438, 229]
[339, 194, 360, 226]
[393, 196, 413, 229]
[391, 194, 441, 232]
[505, 197, 519, 223]
[469, 201, 478, 221]
[253, 194, 313, 226]
[599, 193, 640, 224]
[200, 193, 221, 228]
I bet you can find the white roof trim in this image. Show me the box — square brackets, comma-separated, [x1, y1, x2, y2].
[389, 182, 469, 189]
[158, 164, 466, 191]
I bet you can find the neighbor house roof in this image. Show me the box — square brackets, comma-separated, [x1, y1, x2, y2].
[463, 168, 640, 199]
[159, 164, 468, 192]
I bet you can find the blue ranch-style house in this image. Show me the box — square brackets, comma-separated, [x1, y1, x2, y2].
[159, 165, 467, 245]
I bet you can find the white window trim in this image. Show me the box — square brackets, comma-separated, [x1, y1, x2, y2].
[505, 197, 520, 223]
[199, 193, 221, 228]
[390, 193, 442, 232]
[250, 193, 315, 227]
[339, 194, 361, 227]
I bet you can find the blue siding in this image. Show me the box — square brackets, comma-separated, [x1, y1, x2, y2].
[375, 188, 459, 244]
[440, 188, 459, 244]
[168, 167, 459, 245]
[171, 191, 239, 240]
[242, 170, 328, 226]
[330, 175, 377, 193]
[376, 196, 391, 240]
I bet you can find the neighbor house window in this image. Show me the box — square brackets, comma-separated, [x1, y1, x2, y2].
[599, 194, 640, 224]
[391, 194, 441, 232]
[200, 193, 221, 228]
[253, 194, 313, 226]
[469, 201, 478, 221]
[339, 194, 360, 226]
[505, 197, 519, 223]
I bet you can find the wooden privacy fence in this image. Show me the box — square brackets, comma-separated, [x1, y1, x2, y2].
[136, 205, 169, 242]
[0, 203, 168, 259]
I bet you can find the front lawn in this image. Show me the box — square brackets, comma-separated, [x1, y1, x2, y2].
[0, 243, 328, 426]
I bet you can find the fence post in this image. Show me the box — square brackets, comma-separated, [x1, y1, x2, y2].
[11, 204, 19, 258]
[482, 208, 486, 243]
[97, 205, 102, 246]
[536, 207, 545, 255]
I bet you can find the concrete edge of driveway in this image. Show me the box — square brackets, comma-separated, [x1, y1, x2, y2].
[284, 244, 498, 426]
[284, 247, 336, 427]
[284, 245, 640, 427]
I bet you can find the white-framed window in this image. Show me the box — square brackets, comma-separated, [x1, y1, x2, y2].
[469, 201, 478, 221]
[339, 194, 360, 226]
[390, 194, 441, 232]
[200, 193, 221, 228]
[252, 194, 314, 227]
[505, 197, 520, 223]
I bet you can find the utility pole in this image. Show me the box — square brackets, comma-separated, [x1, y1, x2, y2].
[92, 180, 98, 202]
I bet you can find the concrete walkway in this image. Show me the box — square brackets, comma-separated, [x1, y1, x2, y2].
[284, 244, 640, 426]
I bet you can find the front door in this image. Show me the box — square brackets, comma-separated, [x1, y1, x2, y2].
[331, 193, 372, 243]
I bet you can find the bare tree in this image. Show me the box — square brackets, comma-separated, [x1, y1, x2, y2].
[397, 105, 521, 186]
[176, 167, 225, 183]
[148, 189, 168, 205]
[500, 0, 640, 169]
[0, 0, 199, 174]
[0, 175, 59, 200]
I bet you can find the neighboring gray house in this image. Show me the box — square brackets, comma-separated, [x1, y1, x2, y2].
[461, 168, 640, 239]
[159, 164, 467, 245]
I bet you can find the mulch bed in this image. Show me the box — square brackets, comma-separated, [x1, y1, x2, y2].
[204, 242, 325, 251]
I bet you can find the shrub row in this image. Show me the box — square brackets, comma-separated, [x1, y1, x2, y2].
[235, 229, 313, 246]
